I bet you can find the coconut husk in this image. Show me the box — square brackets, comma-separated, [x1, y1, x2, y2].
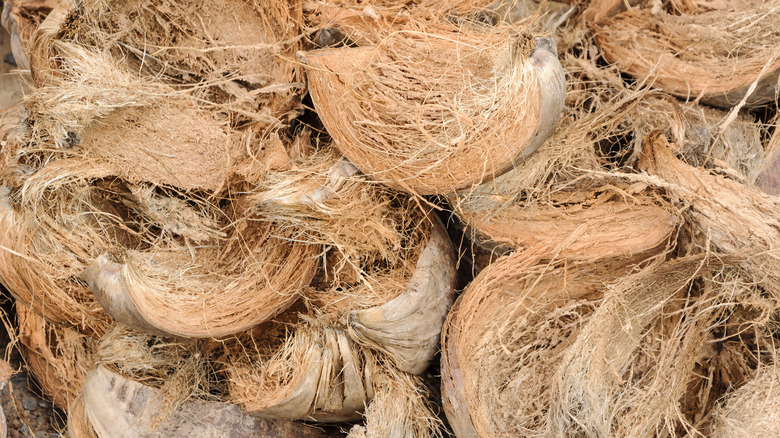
[67, 394, 98, 438]
[638, 131, 780, 296]
[16, 304, 94, 412]
[50, 0, 305, 124]
[443, 245, 777, 436]
[451, 92, 763, 259]
[227, 206, 455, 421]
[0, 0, 58, 71]
[78, 366, 329, 438]
[441, 248, 661, 436]
[301, 16, 565, 195]
[756, 117, 780, 195]
[346, 371, 443, 438]
[587, 0, 780, 108]
[256, 144, 458, 373]
[711, 357, 780, 438]
[0, 159, 319, 337]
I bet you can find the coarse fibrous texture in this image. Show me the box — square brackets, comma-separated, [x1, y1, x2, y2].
[710, 358, 780, 438]
[17, 304, 94, 412]
[256, 140, 457, 374]
[0, 1, 321, 338]
[0, 0, 58, 71]
[451, 92, 763, 259]
[756, 117, 780, 195]
[59, 0, 306, 125]
[302, 16, 565, 195]
[79, 366, 329, 438]
[588, 0, 780, 108]
[226, 206, 455, 422]
[346, 371, 444, 438]
[442, 247, 778, 437]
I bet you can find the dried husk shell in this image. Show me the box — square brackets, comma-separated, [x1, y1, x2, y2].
[79, 366, 328, 438]
[302, 18, 565, 195]
[17, 304, 93, 412]
[587, 0, 780, 108]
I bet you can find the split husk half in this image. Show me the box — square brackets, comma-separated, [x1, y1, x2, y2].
[17, 304, 93, 412]
[451, 92, 762, 259]
[588, 0, 780, 108]
[302, 16, 565, 195]
[227, 204, 455, 422]
[443, 247, 779, 436]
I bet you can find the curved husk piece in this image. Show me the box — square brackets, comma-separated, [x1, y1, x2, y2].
[452, 91, 762, 259]
[77, 187, 318, 338]
[442, 248, 660, 436]
[0, 0, 58, 71]
[302, 18, 565, 195]
[588, 0, 780, 108]
[638, 131, 780, 295]
[228, 208, 456, 420]
[346, 371, 444, 438]
[17, 304, 94, 412]
[711, 359, 780, 438]
[60, 0, 305, 123]
[443, 247, 777, 436]
[256, 144, 457, 374]
[80, 366, 328, 438]
[348, 212, 456, 374]
[226, 319, 377, 422]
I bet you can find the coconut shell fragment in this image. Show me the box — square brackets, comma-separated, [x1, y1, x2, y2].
[80, 366, 327, 438]
[588, 0, 780, 108]
[302, 19, 565, 194]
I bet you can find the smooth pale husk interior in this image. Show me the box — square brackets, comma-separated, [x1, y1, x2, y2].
[588, 0, 780, 107]
[302, 13, 565, 195]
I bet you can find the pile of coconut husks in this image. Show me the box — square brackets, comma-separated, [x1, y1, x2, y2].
[0, 0, 778, 436]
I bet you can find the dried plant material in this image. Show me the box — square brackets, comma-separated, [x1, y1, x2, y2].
[302, 18, 565, 195]
[711, 359, 780, 438]
[638, 131, 780, 296]
[756, 117, 780, 195]
[0, 0, 58, 71]
[256, 143, 457, 373]
[346, 371, 444, 438]
[228, 323, 377, 422]
[67, 395, 98, 438]
[441, 249, 657, 436]
[228, 208, 456, 420]
[0, 167, 319, 338]
[443, 246, 777, 436]
[452, 89, 763, 259]
[17, 304, 94, 412]
[63, 0, 305, 123]
[80, 366, 328, 438]
[588, 0, 780, 108]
